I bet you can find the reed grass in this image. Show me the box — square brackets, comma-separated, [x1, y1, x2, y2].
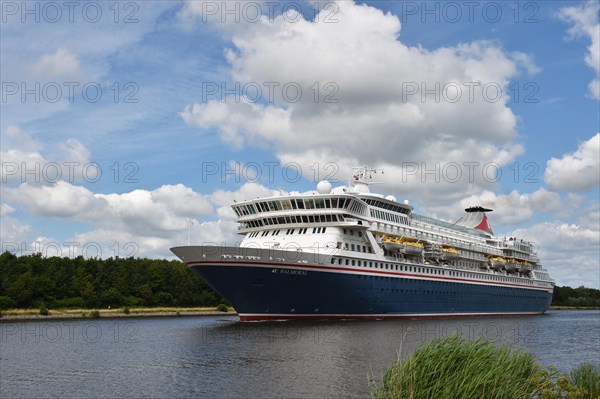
[370, 335, 600, 399]
[370, 335, 539, 399]
[570, 363, 600, 399]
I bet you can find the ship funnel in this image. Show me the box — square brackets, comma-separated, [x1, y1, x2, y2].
[454, 206, 494, 235]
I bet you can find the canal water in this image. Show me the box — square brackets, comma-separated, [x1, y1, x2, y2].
[1, 310, 598, 398]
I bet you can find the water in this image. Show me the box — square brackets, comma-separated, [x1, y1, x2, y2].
[1, 310, 598, 398]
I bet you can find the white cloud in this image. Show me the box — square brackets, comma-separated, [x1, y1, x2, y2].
[69, 229, 177, 259]
[544, 133, 600, 192]
[2, 125, 41, 152]
[190, 220, 241, 246]
[57, 138, 90, 164]
[2, 180, 280, 257]
[0, 125, 92, 184]
[0, 149, 46, 183]
[182, 1, 535, 200]
[0, 207, 32, 247]
[4, 182, 214, 237]
[0, 204, 15, 217]
[30, 47, 85, 80]
[0, 126, 46, 184]
[59, 183, 272, 258]
[557, 1, 600, 99]
[421, 188, 563, 227]
[510, 221, 600, 289]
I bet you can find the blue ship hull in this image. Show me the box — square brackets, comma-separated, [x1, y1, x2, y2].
[189, 261, 553, 321]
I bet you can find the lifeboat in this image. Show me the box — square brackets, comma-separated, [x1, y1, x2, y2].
[488, 256, 507, 270]
[381, 235, 423, 255]
[504, 258, 519, 272]
[518, 260, 533, 273]
[441, 245, 460, 260]
[381, 235, 403, 251]
[399, 237, 424, 255]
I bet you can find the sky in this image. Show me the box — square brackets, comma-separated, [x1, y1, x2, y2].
[0, 0, 599, 288]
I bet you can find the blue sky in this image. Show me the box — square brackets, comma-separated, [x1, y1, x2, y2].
[1, 0, 599, 288]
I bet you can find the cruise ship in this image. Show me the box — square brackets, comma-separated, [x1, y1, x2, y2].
[171, 167, 554, 321]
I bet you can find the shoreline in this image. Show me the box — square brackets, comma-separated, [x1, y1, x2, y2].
[1, 306, 598, 322]
[0, 308, 238, 322]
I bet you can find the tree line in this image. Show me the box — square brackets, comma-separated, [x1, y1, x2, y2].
[551, 285, 600, 307]
[0, 252, 225, 309]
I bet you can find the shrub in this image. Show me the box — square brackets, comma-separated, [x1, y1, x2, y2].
[0, 295, 16, 310]
[39, 304, 49, 316]
[122, 307, 130, 315]
[216, 304, 228, 312]
[123, 296, 143, 307]
[89, 309, 100, 319]
[570, 363, 600, 399]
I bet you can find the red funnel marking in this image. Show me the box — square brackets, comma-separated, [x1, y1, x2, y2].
[475, 214, 494, 235]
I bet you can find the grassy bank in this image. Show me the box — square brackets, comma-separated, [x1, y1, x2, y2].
[0, 306, 235, 322]
[551, 306, 600, 310]
[369, 335, 600, 399]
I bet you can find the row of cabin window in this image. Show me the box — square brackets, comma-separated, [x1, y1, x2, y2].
[348, 201, 366, 214]
[363, 198, 411, 215]
[328, 259, 531, 284]
[342, 228, 363, 237]
[240, 214, 345, 229]
[233, 197, 355, 216]
[248, 228, 326, 238]
[330, 258, 447, 274]
[369, 208, 407, 224]
[336, 242, 373, 254]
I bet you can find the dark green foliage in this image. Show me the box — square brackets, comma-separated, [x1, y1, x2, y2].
[570, 363, 600, 399]
[0, 252, 225, 309]
[89, 309, 100, 318]
[53, 297, 85, 308]
[0, 295, 16, 309]
[216, 303, 228, 312]
[39, 304, 49, 316]
[122, 307, 130, 315]
[552, 286, 600, 307]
